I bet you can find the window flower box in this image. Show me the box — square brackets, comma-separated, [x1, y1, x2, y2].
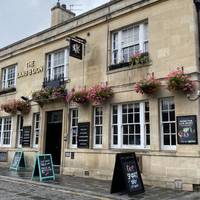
[67, 88, 89, 105]
[1, 100, 31, 115]
[0, 87, 16, 95]
[166, 68, 195, 94]
[32, 86, 67, 105]
[130, 52, 150, 66]
[134, 73, 161, 95]
[87, 83, 113, 105]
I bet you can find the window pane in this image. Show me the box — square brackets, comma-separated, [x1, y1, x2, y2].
[170, 111, 175, 121]
[171, 134, 176, 145]
[123, 135, 128, 145]
[164, 135, 170, 145]
[162, 112, 168, 122]
[163, 123, 170, 133]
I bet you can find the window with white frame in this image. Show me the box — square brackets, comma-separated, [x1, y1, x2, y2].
[160, 98, 176, 150]
[46, 49, 68, 81]
[17, 115, 23, 147]
[145, 102, 150, 146]
[33, 113, 40, 148]
[2, 65, 16, 89]
[93, 107, 103, 148]
[111, 102, 150, 149]
[112, 22, 148, 64]
[70, 109, 78, 148]
[0, 117, 12, 147]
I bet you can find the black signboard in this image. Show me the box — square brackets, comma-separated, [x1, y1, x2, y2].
[77, 122, 90, 148]
[32, 154, 55, 181]
[177, 115, 198, 144]
[110, 153, 144, 196]
[69, 39, 83, 60]
[0, 152, 7, 162]
[22, 126, 31, 147]
[10, 150, 25, 171]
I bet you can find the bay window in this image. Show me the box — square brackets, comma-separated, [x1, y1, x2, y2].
[112, 22, 148, 64]
[111, 102, 150, 149]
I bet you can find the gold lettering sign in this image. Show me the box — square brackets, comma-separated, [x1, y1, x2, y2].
[17, 61, 44, 79]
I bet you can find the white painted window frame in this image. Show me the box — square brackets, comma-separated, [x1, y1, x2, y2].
[70, 108, 79, 148]
[93, 107, 103, 149]
[17, 115, 23, 148]
[2, 64, 17, 89]
[160, 98, 176, 151]
[111, 22, 148, 64]
[111, 102, 149, 149]
[46, 48, 69, 81]
[0, 117, 12, 147]
[33, 113, 40, 148]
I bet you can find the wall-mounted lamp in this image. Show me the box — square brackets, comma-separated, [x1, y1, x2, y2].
[21, 96, 32, 102]
[187, 90, 200, 101]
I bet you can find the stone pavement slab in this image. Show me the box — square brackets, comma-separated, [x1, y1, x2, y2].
[0, 166, 199, 200]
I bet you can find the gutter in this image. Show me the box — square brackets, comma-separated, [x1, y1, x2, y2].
[194, 0, 200, 62]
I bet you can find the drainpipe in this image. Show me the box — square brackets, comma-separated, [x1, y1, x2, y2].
[194, 0, 200, 62]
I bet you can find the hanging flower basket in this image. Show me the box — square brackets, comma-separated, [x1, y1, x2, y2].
[134, 73, 161, 95]
[32, 86, 67, 104]
[87, 83, 114, 105]
[166, 68, 195, 94]
[1, 100, 31, 115]
[130, 52, 150, 66]
[67, 88, 89, 105]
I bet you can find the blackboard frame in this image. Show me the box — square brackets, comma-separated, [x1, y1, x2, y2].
[177, 115, 198, 145]
[22, 126, 31, 147]
[32, 154, 55, 182]
[10, 150, 25, 171]
[77, 122, 90, 149]
[110, 152, 145, 196]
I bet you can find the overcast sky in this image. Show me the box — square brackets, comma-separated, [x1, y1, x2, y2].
[0, 0, 109, 48]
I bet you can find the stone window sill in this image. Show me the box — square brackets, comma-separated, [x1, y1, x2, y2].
[0, 87, 16, 96]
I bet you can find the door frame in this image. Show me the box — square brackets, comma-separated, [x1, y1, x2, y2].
[39, 103, 67, 174]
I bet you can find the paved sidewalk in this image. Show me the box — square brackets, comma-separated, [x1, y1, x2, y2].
[0, 166, 199, 200]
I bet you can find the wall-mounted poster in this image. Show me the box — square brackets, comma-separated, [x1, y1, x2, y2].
[177, 115, 198, 144]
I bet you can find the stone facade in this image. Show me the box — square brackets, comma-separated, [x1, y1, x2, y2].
[0, 0, 200, 191]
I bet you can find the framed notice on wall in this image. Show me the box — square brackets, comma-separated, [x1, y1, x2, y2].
[177, 115, 198, 144]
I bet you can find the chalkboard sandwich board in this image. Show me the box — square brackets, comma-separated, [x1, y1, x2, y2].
[10, 150, 25, 171]
[32, 154, 55, 182]
[177, 115, 198, 144]
[110, 152, 144, 196]
[77, 122, 90, 148]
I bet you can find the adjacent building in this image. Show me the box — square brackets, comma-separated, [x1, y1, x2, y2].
[0, 0, 200, 191]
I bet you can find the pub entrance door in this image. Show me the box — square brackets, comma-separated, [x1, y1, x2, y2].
[45, 110, 63, 166]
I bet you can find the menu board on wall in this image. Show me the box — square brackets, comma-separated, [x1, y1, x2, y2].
[77, 122, 90, 148]
[22, 126, 31, 147]
[110, 153, 144, 195]
[177, 115, 198, 144]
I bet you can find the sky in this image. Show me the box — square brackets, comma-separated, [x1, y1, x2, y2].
[0, 0, 109, 48]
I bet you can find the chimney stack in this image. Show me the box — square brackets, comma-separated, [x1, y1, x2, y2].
[51, 1, 75, 27]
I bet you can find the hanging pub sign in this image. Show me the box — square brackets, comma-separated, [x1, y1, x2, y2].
[110, 152, 145, 196]
[22, 126, 31, 147]
[69, 38, 83, 60]
[77, 122, 90, 148]
[177, 115, 198, 144]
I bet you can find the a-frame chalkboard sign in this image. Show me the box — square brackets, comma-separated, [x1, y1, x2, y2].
[32, 154, 55, 182]
[110, 153, 144, 196]
[10, 150, 25, 171]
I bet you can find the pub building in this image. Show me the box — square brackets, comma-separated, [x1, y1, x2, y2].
[0, 0, 200, 191]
